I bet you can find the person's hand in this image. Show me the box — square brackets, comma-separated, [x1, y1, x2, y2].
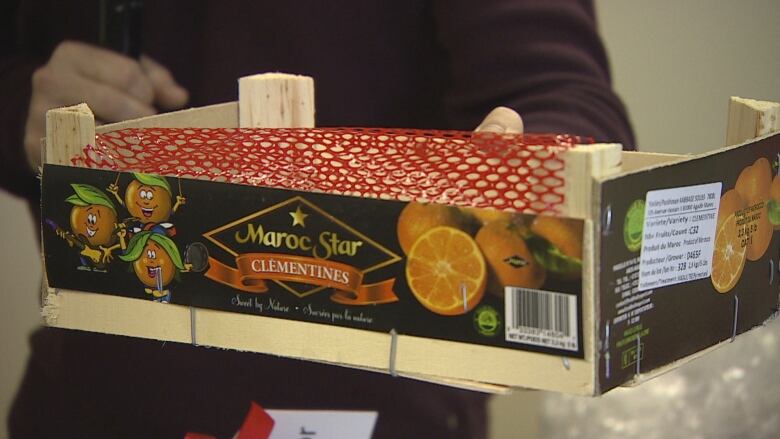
[24, 40, 189, 169]
[475, 106, 524, 134]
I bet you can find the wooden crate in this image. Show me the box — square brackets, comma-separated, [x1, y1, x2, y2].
[40, 74, 780, 395]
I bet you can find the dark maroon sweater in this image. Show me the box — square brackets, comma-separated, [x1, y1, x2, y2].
[3, 1, 633, 438]
[2, 0, 633, 199]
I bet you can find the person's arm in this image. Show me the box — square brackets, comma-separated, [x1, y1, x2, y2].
[0, 0, 189, 203]
[0, 0, 40, 200]
[23, 43, 189, 170]
[434, 0, 634, 147]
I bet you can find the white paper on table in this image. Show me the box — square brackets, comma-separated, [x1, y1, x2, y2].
[265, 410, 378, 439]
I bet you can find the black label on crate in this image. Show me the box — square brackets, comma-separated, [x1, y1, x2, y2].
[598, 132, 780, 392]
[42, 164, 585, 358]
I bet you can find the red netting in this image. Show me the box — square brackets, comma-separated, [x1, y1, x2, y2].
[75, 128, 588, 214]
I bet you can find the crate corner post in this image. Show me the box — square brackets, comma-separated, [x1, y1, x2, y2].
[238, 72, 315, 129]
[44, 103, 96, 166]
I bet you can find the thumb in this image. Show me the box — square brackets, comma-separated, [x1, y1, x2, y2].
[475, 106, 524, 134]
[140, 55, 189, 110]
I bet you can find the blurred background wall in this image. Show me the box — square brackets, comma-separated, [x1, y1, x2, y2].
[0, 192, 41, 439]
[1, 0, 779, 438]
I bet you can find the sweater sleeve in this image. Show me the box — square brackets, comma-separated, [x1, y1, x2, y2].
[0, 0, 40, 200]
[433, 0, 634, 147]
[0, 0, 100, 202]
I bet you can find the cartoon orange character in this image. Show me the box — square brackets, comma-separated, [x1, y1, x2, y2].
[108, 172, 185, 225]
[119, 231, 191, 303]
[48, 184, 126, 270]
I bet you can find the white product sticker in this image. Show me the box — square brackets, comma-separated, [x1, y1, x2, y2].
[266, 410, 377, 439]
[638, 182, 721, 291]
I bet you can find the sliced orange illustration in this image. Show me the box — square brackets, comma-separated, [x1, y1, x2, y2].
[711, 213, 747, 294]
[717, 189, 745, 230]
[405, 226, 487, 315]
[397, 202, 474, 254]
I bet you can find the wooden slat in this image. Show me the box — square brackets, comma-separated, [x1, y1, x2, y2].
[621, 151, 686, 172]
[562, 143, 622, 219]
[238, 72, 315, 128]
[96, 102, 239, 133]
[726, 96, 780, 146]
[43, 287, 594, 394]
[45, 103, 95, 165]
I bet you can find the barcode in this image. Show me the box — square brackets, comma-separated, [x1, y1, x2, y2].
[505, 287, 579, 352]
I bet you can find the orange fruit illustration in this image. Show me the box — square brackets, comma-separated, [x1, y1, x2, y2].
[735, 157, 771, 205]
[125, 179, 174, 224]
[734, 157, 773, 261]
[405, 226, 486, 315]
[397, 202, 474, 254]
[69, 204, 118, 247]
[717, 189, 745, 230]
[746, 208, 773, 261]
[475, 219, 546, 296]
[460, 207, 514, 226]
[133, 240, 177, 289]
[711, 213, 747, 293]
[529, 216, 584, 260]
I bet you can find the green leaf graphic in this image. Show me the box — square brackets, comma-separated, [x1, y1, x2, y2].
[134, 172, 172, 195]
[67, 184, 116, 212]
[150, 234, 185, 270]
[65, 194, 88, 207]
[767, 199, 780, 226]
[119, 231, 152, 262]
[118, 231, 185, 271]
[525, 234, 582, 275]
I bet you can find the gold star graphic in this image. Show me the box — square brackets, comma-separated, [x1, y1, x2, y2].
[289, 206, 309, 227]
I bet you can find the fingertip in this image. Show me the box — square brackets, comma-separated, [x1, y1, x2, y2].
[112, 98, 156, 122]
[159, 85, 190, 110]
[126, 104, 157, 121]
[476, 107, 524, 134]
[127, 78, 155, 106]
[140, 55, 189, 110]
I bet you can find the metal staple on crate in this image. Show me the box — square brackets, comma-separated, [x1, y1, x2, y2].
[460, 282, 468, 313]
[190, 306, 198, 347]
[388, 328, 399, 377]
[730, 295, 739, 342]
[634, 334, 642, 380]
[604, 322, 611, 380]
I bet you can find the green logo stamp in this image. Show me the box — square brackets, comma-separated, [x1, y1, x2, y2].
[473, 305, 500, 337]
[623, 199, 645, 252]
